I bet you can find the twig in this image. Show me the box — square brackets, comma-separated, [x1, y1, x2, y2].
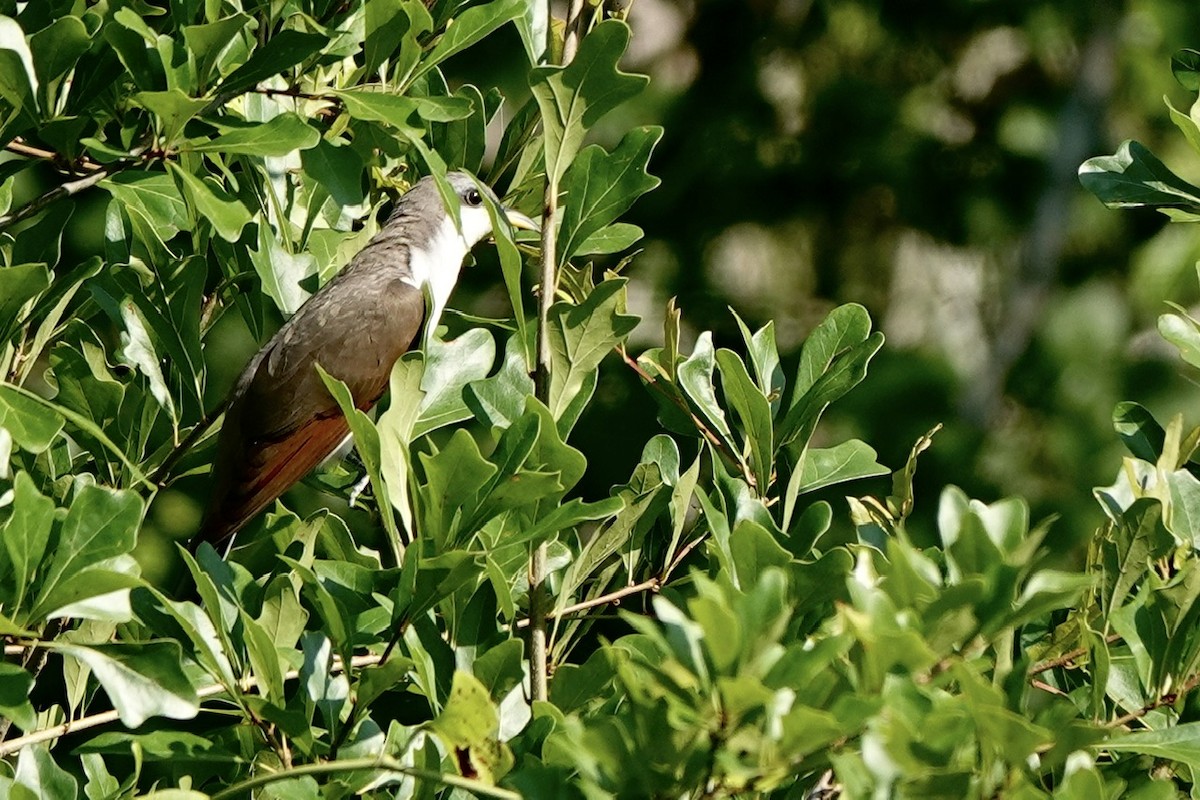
[0, 653, 380, 757]
[149, 407, 226, 486]
[250, 87, 328, 101]
[4, 138, 102, 172]
[528, 6, 575, 706]
[1027, 633, 1122, 676]
[1108, 672, 1200, 729]
[0, 166, 119, 232]
[618, 344, 750, 484]
[1030, 678, 1070, 698]
[517, 577, 661, 629]
[208, 756, 520, 800]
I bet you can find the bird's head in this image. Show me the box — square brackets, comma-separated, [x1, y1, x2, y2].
[397, 172, 538, 349]
[444, 171, 539, 247]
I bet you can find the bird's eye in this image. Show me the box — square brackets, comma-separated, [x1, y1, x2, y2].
[464, 189, 483, 207]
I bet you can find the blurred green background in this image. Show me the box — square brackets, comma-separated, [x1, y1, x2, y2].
[548, 0, 1200, 553]
[36, 0, 1200, 566]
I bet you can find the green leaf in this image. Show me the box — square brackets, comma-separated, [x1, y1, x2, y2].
[0, 662, 35, 731]
[530, 20, 648, 185]
[332, 89, 423, 135]
[0, 16, 38, 116]
[116, 296, 176, 425]
[792, 303, 871, 401]
[432, 84, 486, 172]
[547, 278, 639, 424]
[1159, 309, 1200, 369]
[466, 333, 535, 430]
[1104, 721, 1200, 770]
[473, 639, 524, 702]
[0, 381, 148, 485]
[414, 94, 476, 122]
[218, 29, 327, 94]
[354, 655, 415, 709]
[1173, 49, 1200, 91]
[167, 163, 252, 242]
[1113, 402, 1166, 462]
[558, 126, 662, 260]
[38, 567, 141, 623]
[1079, 140, 1200, 212]
[429, 671, 509, 782]
[731, 520, 792, 587]
[779, 331, 883, 451]
[182, 13, 252, 88]
[103, 12, 162, 92]
[14, 745, 76, 800]
[0, 263, 51, 341]
[364, 0, 417, 77]
[248, 219, 317, 315]
[135, 89, 209, 146]
[45, 642, 199, 728]
[31, 485, 143, 620]
[28, 16, 90, 87]
[100, 171, 187, 247]
[300, 137, 366, 208]
[576, 222, 643, 255]
[316, 366, 402, 559]
[415, 328, 496, 438]
[790, 440, 889, 496]
[183, 113, 320, 156]
[1, 472, 55, 614]
[417, 428, 498, 547]
[0, 382, 64, 452]
[678, 331, 735, 443]
[411, 0, 525, 84]
[240, 609, 286, 706]
[715, 349, 773, 491]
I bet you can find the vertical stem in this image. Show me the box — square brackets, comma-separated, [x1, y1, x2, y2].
[529, 0, 588, 706]
[530, 175, 558, 705]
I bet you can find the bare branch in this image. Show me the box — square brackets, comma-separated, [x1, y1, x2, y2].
[517, 577, 661, 628]
[0, 166, 118, 232]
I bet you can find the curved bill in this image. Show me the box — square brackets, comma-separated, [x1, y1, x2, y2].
[503, 207, 540, 232]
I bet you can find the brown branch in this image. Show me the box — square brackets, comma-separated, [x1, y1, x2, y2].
[4, 138, 103, 173]
[1108, 672, 1200, 729]
[1027, 633, 1123, 676]
[1030, 678, 1070, 698]
[517, 577, 661, 629]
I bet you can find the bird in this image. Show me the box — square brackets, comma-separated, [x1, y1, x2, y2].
[194, 171, 538, 552]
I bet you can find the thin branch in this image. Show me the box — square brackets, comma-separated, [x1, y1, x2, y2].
[517, 577, 661, 629]
[528, 3, 571, 705]
[0, 166, 118, 232]
[1108, 672, 1200, 729]
[4, 138, 103, 172]
[1030, 678, 1070, 698]
[149, 406, 226, 486]
[208, 756, 521, 800]
[618, 344, 751, 484]
[1027, 633, 1122, 677]
[0, 654, 381, 756]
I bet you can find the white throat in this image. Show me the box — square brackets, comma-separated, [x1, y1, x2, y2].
[403, 215, 471, 348]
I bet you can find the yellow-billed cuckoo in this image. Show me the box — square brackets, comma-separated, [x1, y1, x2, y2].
[195, 172, 537, 550]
